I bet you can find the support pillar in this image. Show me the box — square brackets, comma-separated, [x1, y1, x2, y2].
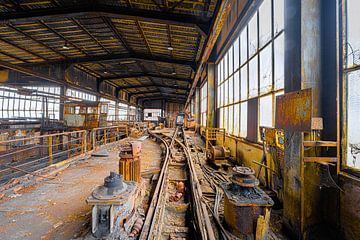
[207, 63, 216, 128]
[194, 87, 201, 129]
[283, 0, 324, 238]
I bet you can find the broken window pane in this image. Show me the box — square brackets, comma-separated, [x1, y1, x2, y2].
[248, 14, 258, 57]
[259, 0, 272, 47]
[241, 65, 248, 100]
[259, 43, 273, 94]
[274, 0, 284, 34]
[346, 0, 360, 67]
[234, 103, 240, 136]
[274, 34, 285, 90]
[240, 102, 248, 138]
[234, 71, 240, 102]
[234, 37, 240, 71]
[347, 70, 360, 168]
[229, 76, 234, 104]
[249, 56, 258, 97]
[259, 94, 273, 128]
[240, 27, 248, 65]
[228, 105, 233, 134]
[229, 45, 234, 75]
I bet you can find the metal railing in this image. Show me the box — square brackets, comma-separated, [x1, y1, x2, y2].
[0, 125, 129, 184]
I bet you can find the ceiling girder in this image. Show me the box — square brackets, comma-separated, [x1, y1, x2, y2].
[122, 84, 188, 90]
[23, 53, 197, 71]
[0, 5, 210, 35]
[101, 73, 192, 83]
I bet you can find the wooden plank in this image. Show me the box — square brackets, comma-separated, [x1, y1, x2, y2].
[303, 141, 337, 147]
[303, 157, 337, 163]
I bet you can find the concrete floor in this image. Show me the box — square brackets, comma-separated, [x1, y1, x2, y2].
[0, 138, 161, 240]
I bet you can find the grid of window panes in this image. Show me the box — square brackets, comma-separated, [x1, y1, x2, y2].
[200, 82, 208, 127]
[216, 0, 284, 139]
[144, 109, 162, 121]
[129, 106, 136, 121]
[66, 88, 96, 101]
[100, 97, 117, 121]
[118, 103, 128, 121]
[0, 86, 61, 120]
[343, 0, 360, 169]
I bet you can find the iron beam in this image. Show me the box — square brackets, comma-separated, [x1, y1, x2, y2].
[0, 5, 210, 35]
[101, 73, 192, 83]
[23, 53, 197, 70]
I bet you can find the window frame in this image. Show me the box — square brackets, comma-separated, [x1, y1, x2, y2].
[340, 0, 360, 175]
[215, 0, 284, 142]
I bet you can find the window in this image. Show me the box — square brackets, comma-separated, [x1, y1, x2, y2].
[0, 86, 61, 120]
[118, 103, 128, 121]
[343, 0, 360, 170]
[100, 97, 116, 121]
[216, 0, 284, 140]
[144, 109, 161, 121]
[66, 88, 96, 101]
[200, 82, 208, 127]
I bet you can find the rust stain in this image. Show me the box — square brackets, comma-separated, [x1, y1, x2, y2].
[275, 88, 312, 132]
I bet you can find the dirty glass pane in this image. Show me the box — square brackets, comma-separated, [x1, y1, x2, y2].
[225, 52, 229, 79]
[219, 107, 224, 128]
[249, 56, 258, 97]
[259, 94, 273, 128]
[225, 80, 229, 105]
[229, 76, 234, 104]
[229, 45, 234, 75]
[248, 14, 258, 57]
[234, 71, 240, 102]
[347, 70, 360, 168]
[274, 34, 285, 90]
[224, 106, 229, 131]
[259, 0, 272, 47]
[234, 37, 240, 71]
[346, 0, 360, 67]
[240, 102, 248, 138]
[240, 27, 248, 65]
[241, 64, 248, 100]
[217, 62, 221, 85]
[274, 0, 284, 34]
[228, 105, 233, 134]
[234, 103, 240, 136]
[259, 43, 273, 94]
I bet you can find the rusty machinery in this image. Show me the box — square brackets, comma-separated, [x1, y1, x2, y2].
[86, 172, 137, 238]
[119, 141, 141, 183]
[205, 128, 230, 166]
[221, 166, 274, 238]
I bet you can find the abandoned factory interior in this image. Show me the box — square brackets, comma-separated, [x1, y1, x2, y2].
[0, 0, 359, 239]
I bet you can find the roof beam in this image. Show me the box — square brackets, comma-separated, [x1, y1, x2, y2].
[0, 5, 210, 35]
[101, 73, 192, 83]
[120, 84, 189, 90]
[130, 91, 187, 96]
[23, 53, 197, 70]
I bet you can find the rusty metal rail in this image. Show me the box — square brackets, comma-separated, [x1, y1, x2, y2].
[0, 125, 128, 184]
[140, 127, 215, 240]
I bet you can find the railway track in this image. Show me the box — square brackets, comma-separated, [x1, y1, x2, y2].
[140, 127, 215, 240]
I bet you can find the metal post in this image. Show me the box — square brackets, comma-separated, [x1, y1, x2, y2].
[48, 136, 53, 165]
[207, 62, 216, 128]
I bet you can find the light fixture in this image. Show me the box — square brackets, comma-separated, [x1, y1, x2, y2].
[171, 72, 176, 75]
[103, 70, 108, 74]
[167, 46, 174, 51]
[62, 41, 70, 50]
[119, 60, 136, 64]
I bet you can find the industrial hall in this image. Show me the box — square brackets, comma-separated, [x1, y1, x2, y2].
[0, 0, 358, 240]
